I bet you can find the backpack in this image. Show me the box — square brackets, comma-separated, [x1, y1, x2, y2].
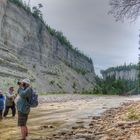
[27, 89, 38, 108]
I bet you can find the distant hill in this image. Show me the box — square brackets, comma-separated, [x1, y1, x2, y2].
[101, 64, 138, 81]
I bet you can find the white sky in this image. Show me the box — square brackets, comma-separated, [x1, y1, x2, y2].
[25, 0, 139, 75]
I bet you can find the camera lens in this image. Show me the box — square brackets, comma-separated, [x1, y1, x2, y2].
[17, 82, 21, 85]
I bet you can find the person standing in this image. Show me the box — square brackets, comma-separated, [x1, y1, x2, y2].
[4, 87, 16, 117]
[16, 79, 32, 140]
[0, 89, 5, 120]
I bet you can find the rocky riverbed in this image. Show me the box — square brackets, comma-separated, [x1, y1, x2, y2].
[0, 94, 140, 140]
[51, 101, 140, 140]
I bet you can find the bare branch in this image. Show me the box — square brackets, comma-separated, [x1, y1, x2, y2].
[109, 0, 140, 21]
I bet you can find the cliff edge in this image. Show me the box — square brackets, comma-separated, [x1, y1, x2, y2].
[0, 0, 96, 93]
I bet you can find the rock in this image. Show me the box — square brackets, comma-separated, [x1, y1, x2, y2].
[53, 136, 61, 139]
[76, 121, 85, 124]
[52, 134, 57, 137]
[40, 125, 54, 130]
[89, 123, 94, 126]
[102, 107, 108, 109]
[115, 121, 125, 127]
[92, 116, 101, 120]
[106, 128, 117, 135]
[60, 131, 67, 135]
[118, 136, 130, 140]
[94, 132, 105, 136]
[75, 133, 94, 139]
[0, 0, 96, 93]
[72, 125, 85, 129]
[48, 125, 55, 128]
[99, 135, 112, 140]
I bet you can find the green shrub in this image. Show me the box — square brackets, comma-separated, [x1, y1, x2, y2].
[9, 0, 43, 21]
[72, 81, 76, 89]
[126, 108, 140, 121]
[49, 80, 55, 85]
[9, 0, 32, 14]
[92, 76, 137, 95]
[33, 64, 36, 69]
[57, 83, 62, 89]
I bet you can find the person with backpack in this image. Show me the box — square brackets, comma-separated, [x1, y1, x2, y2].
[0, 89, 5, 120]
[16, 78, 38, 140]
[4, 87, 16, 117]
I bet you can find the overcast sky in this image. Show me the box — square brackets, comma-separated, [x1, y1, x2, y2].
[25, 0, 139, 75]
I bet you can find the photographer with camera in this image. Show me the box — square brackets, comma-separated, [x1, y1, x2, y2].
[16, 79, 32, 140]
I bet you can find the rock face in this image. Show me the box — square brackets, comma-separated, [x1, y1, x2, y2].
[101, 67, 138, 81]
[0, 0, 95, 93]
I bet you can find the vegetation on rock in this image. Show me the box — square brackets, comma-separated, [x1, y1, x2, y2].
[101, 64, 140, 94]
[82, 64, 138, 95]
[109, 0, 140, 93]
[82, 75, 137, 95]
[63, 60, 89, 75]
[126, 107, 140, 121]
[8, 0, 43, 20]
[9, 0, 92, 64]
[46, 25, 92, 63]
[49, 80, 55, 85]
[101, 63, 138, 75]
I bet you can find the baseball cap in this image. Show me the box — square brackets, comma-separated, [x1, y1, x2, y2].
[22, 79, 30, 84]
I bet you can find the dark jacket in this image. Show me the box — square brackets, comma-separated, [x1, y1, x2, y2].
[0, 95, 5, 110]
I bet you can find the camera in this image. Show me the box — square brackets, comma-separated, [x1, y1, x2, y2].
[17, 81, 21, 85]
[23, 83, 26, 87]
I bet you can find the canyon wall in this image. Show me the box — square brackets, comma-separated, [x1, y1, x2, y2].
[0, 0, 96, 93]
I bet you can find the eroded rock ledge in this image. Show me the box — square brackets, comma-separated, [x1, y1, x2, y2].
[0, 0, 96, 92]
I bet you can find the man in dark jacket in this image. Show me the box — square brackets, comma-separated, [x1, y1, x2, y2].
[4, 87, 16, 117]
[16, 79, 32, 140]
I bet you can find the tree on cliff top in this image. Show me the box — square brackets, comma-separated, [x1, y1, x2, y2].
[32, 4, 43, 20]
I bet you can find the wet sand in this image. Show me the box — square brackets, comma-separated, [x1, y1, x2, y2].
[0, 94, 140, 140]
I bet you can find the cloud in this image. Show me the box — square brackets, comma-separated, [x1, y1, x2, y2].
[25, 0, 139, 75]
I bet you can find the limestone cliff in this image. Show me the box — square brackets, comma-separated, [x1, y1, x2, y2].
[0, 0, 95, 93]
[101, 65, 138, 81]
